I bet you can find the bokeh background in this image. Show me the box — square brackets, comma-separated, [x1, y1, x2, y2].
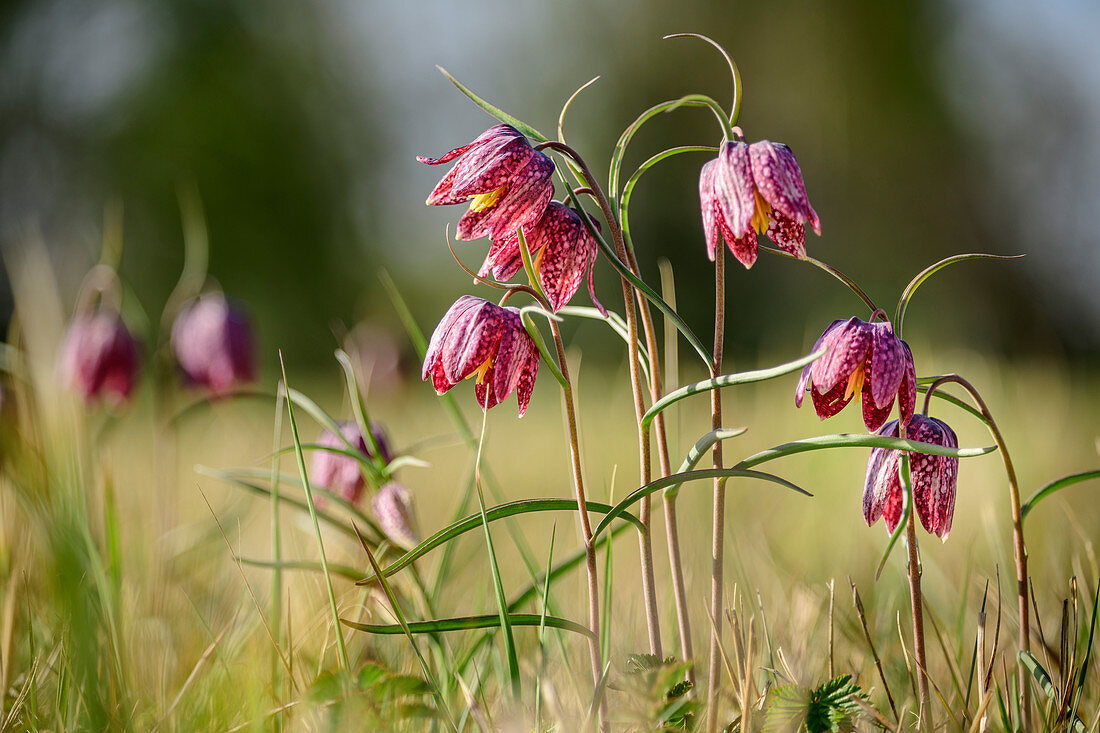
[2, 3, 1100, 724]
[4, 0, 1100, 368]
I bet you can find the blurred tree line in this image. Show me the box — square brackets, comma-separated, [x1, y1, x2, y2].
[1, 0, 1093, 379]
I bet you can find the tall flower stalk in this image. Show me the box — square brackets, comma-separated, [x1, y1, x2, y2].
[538, 140, 665, 657]
[922, 373, 1030, 729]
[705, 244, 727, 732]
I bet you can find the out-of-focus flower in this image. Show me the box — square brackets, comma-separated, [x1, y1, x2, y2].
[59, 310, 141, 405]
[698, 139, 821, 267]
[309, 420, 393, 503]
[795, 316, 916, 431]
[422, 296, 539, 417]
[478, 201, 604, 314]
[372, 482, 419, 549]
[171, 292, 256, 394]
[419, 124, 555, 243]
[863, 416, 959, 540]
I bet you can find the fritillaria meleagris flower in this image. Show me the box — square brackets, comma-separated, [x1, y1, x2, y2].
[171, 292, 256, 394]
[478, 201, 604, 314]
[422, 296, 539, 417]
[372, 482, 419, 549]
[419, 124, 555, 243]
[699, 139, 821, 267]
[863, 416, 959, 540]
[309, 421, 393, 504]
[795, 316, 916, 431]
[59, 309, 141, 405]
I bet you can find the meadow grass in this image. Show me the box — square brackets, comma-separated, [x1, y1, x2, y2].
[2, 295, 1098, 730]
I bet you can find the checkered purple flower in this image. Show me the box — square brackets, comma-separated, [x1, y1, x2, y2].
[795, 316, 916, 431]
[372, 482, 419, 549]
[171, 292, 255, 394]
[478, 202, 604, 314]
[59, 310, 141, 406]
[422, 296, 539, 417]
[863, 416, 959, 540]
[309, 421, 393, 504]
[419, 124, 555, 243]
[699, 139, 821, 267]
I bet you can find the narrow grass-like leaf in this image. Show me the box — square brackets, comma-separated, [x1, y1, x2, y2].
[664, 427, 747, 500]
[619, 145, 718, 255]
[534, 524, 556, 729]
[343, 613, 594, 640]
[238, 557, 365, 582]
[1068, 580, 1100, 727]
[355, 530, 459, 732]
[437, 66, 546, 142]
[335, 349, 386, 470]
[895, 253, 1024, 333]
[735, 433, 995, 470]
[642, 349, 825, 429]
[520, 311, 568, 390]
[1019, 651, 1058, 702]
[474, 449, 521, 698]
[269, 382, 285, 709]
[608, 98, 714, 197]
[591, 468, 809, 542]
[196, 466, 383, 542]
[1021, 470, 1100, 520]
[356, 499, 642, 585]
[558, 76, 600, 145]
[278, 355, 350, 672]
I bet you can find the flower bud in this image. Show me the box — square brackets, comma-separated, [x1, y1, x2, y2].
[372, 482, 418, 549]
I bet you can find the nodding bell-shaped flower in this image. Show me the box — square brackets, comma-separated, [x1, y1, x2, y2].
[309, 421, 393, 504]
[422, 296, 539, 417]
[59, 309, 141, 406]
[419, 124, 556, 243]
[171, 292, 256, 394]
[699, 139, 821, 267]
[863, 416, 959, 540]
[795, 316, 916, 431]
[372, 482, 419, 549]
[478, 201, 605, 314]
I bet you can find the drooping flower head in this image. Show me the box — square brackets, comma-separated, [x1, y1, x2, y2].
[863, 416, 959, 540]
[372, 482, 419, 549]
[479, 201, 604, 314]
[419, 124, 555, 243]
[171, 292, 256, 394]
[422, 296, 539, 417]
[59, 309, 141, 406]
[699, 139, 821, 267]
[795, 316, 916, 431]
[309, 421, 393, 504]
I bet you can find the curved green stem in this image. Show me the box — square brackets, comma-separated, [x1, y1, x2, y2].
[664, 428, 747, 501]
[619, 145, 719, 255]
[895, 254, 1024, 338]
[663, 33, 743, 124]
[609, 98, 718, 198]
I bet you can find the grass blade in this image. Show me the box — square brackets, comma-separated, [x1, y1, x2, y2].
[355, 499, 643, 584]
[342, 613, 594, 640]
[436, 66, 546, 142]
[278, 354, 350, 672]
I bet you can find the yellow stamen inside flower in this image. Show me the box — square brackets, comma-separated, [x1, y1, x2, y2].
[468, 187, 504, 212]
[843, 365, 865, 402]
[751, 190, 772, 234]
[465, 356, 493, 385]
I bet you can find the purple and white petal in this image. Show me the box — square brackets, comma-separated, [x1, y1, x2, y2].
[809, 317, 871, 395]
[748, 141, 820, 232]
[863, 420, 901, 526]
[795, 319, 845, 408]
[869, 322, 906, 409]
[713, 141, 757, 238]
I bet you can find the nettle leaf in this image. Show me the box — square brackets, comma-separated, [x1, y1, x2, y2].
[764, 675, 865, 733]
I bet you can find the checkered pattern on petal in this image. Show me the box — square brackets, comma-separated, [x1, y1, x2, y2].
[748, 140, 821, 234]
[869, 322, 906, 410]
[908, 415, 959, 540]
[796, 319, 844, 407]
[809, 317, 871, 395]
[864, 420, 902, 528]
